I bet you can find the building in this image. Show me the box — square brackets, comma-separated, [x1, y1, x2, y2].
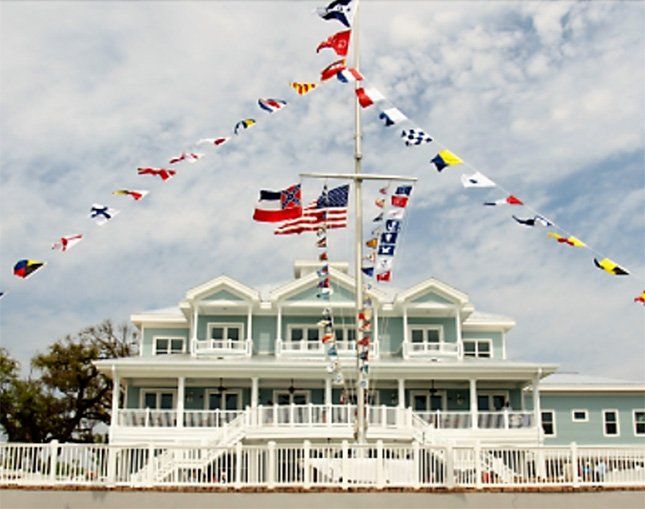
[93, 260, 644, 450]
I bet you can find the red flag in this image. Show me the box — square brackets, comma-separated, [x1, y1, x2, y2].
[316, 30, 351, 56]
[321, 59, 346, 81]
[506, 195, 523, 205]
[391, 195, 409, 208]
[376, 271, 391, 282]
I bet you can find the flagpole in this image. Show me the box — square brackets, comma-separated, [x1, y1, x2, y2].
[352, 0, 367, 444]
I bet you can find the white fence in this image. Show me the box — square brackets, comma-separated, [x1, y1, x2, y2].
[0, 441, 643, 489]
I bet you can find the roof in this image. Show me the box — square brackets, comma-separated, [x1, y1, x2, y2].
[540, 373, 645, 392]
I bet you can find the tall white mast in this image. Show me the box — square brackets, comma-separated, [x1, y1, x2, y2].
[351, 0, 367, 443]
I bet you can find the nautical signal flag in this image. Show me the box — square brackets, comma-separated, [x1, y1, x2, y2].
[197, 136, 230, 147]
[386, 208, 404, 220]
[484, 195, 523, 206]
[113, 189, 149, 201]
[401, 128, 433, 146]
[385, 219, 401, 232]
[51, 234, 83, 252]
[362, 266, 375, 277]
[316, 29, 351, 56]
[512, 215, 552, 228]
[461, 172, 496, 188]
[366, 238, 378, 248]
[378, 244, 396, 256]
[375, 198, 385, 208]
[169, 152, 203, 164]
[431, 150, 463, 172]
[321, 59, 346, 81]
[593, 258, 629, 276]
[253, 184, 302, 223]
[89, 204, 119, 226]
[391, 195, 409, 208]
[234, 118, 256, 134]
[634, 291, 645, 304]
[317, 0, 354, 28]
[395, 185, 413, 196]
[376, 256, 393, 271]
[547, 232, 586, 248]
[355, 87, 385, 108]
[13, 259, 46, 279]
[137, 167, 176, 181]
[290, 82, 318, 95]
[380, 232, 398, 244]
[336, 68, 363, 82]
[258, 98, 287, 113]
[376, 271, 391, 282]
[379, 108, 407, 127]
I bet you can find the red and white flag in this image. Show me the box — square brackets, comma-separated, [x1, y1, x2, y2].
[484, 195, 523, 206]
[112, 189, 149, 201]
[52, 234, 83, 252]
[376, 271, 391, 282]
[197, 137, 230, 147]
[316, 29, 351, 56]
[320, 59, 346, 81]
[355, 87, 385, 108]
[137, 167, 176, 181]
[169, 152, 204, 164]
[337, 68, 363, 83]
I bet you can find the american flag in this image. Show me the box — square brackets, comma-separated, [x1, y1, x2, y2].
[274, 185, 349, 235]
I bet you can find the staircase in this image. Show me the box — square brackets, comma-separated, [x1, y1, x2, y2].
[132, 411, 247, 483]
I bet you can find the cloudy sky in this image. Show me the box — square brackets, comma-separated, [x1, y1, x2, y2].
[1, 1, 643, 379]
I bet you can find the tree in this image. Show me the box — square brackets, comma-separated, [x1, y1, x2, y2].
[0, 320, 137, 443]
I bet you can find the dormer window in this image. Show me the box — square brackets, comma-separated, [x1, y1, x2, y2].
[154, 337, 185, 355]
[463, 339, 492, 358]
[409, 325, 443, 344]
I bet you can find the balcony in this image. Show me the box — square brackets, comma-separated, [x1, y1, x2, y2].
[276, 339, 380, 359]
[194, 338, 252, 357]
[403, 341, 460, 360]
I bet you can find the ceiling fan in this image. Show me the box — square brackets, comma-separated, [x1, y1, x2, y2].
[429, 380, 438, 396]
[216, 377, 227, 394]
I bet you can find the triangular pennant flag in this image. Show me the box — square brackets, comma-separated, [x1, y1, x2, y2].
[316, 0, 354, 28]
[547, 232, 586, 248]
[484, 195, 523, 206]
[593, 258, 629, 276]
[634, 291, 645, 304]
[290, 82, 318, 95]
[234, 118, 256, 135]
[13, 259, 46, 279]
[169, 152, 203, 164]
[258, 98, 287, 113]
[512, 215, 552, 228]
[52, 234, 83, 252]
[197, 136, 230, 147]
[113, 189, 149, 201]
[461, 172, 496, 188]
[89, 204, 119, 226]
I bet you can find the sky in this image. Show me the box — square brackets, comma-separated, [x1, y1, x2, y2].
[0, 1, 643, 380]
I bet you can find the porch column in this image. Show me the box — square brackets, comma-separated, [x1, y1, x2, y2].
[469, 378, 478, 429]
[276, 305, 283, 357]
[325, 377, 332, 405]
[191, 304, 198, 356]
[455, 309, 463, 359]
[110, 367, 120, 430]
[246, 306, 253, 340]
[177, 376, 185, 428]
[251, 377, 259, 408]
[402, 306, 409, 359]
[397, 378, 405, 408]
[373, 305, 379, 359]
[533, 369, 542, 432]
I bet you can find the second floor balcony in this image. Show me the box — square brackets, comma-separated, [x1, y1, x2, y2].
[194, 338, 253, 357]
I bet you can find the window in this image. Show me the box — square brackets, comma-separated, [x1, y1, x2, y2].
[541, 410, 556, 437]
[409, 326, 443, 344]
[633, 410, 645, 436]
[463, 339, 492, 358]
[288, 325, 320, 343]
[572, 409, 589, 422]
[273, 390, 311, 405]
[477, 392, 509, 411]
[141, 390, 176, 409]
[603, 410, 620, 436]
[205, 390, 242, 411]
[154, 337, 185, 355]
[207, 323, 244, 342]
[333, 326, 356, 343]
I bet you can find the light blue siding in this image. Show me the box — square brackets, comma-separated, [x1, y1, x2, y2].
[252, 315, 277, 354]
[541, 393, 645, 445]
[202, 289, 243, 301]
[408, 317, 457, 343]
[197, 314, 247, 340]
[411, 291, 453, 305]
[379, 317, 403, 356]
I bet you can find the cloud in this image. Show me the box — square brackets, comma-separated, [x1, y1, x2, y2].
[0, 1, 643, 381]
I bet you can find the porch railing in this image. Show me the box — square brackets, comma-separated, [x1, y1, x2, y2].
[403, 341, 460, 359]
[276, 339, 379, 358]
[1, 441, 643, 489]
[194, 338, 252, 356]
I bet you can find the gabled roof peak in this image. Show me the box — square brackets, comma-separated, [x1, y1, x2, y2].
[185, 274, 260, 302]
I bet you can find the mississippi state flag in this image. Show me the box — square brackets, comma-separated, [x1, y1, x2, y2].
[253, 184, 303, 222]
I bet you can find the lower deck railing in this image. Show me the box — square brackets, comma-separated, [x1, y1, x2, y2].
[1, 441, 643, 489]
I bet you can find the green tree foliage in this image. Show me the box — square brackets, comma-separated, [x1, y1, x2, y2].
[0, 320, 137, 443]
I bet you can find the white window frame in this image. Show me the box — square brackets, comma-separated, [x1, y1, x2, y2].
[408, 325, 444, 344]
[633, 409, 645, 436]
[571, 409, 589, 423]
[603, 409, 620, 437]
[463, 338, 493, 359]
[287, 324, 321, 343]
[332, 325, 357, 343]
[153, 336, 186, 355]
[204, 389, 243, 411]
[410, 389, 447, 411]
[140, 389, 177, 409]
[541, 409, 557, 437]
[272, 390, 311, 405]
[206, 322, 245, 342]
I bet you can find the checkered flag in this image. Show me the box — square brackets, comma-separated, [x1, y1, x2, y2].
[401, 128, 433, 146]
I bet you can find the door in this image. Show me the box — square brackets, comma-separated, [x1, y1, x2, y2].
[206, 390, 242, 410]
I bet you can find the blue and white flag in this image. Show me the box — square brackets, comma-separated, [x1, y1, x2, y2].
[378, 244, 396, 256]
[401, 128, 433, 146]
[258, 98, 287, 113]
[394, 185, 413, 196]
[379, 108, 407, 127]
[385, 219, 401, 232]
[89, 204, 119, 226]
[380, 232, 398, 244]
[316, 0, 354, 28]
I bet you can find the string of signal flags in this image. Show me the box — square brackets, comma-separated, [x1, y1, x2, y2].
[3, 0, 642, 305]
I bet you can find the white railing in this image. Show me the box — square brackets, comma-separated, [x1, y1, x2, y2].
[478, 411, 534, 429]
[184, 410, 245, 428]
[251, 404, 354, 427]
[194, 338, 252, 356]
[415, 411, 473, 429]
[1, 441, 643, 489]
[403, 341, 460, 359]
[117, 409, 178, 427]
[276, 339, 379, 358]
